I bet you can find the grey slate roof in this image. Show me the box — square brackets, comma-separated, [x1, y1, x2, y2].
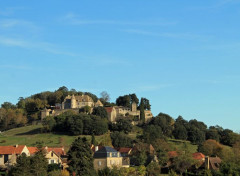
[93, 146, 121, 158]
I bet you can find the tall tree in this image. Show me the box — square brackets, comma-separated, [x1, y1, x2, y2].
[67, 137, 96, 176]
[139, 98, 145, 122]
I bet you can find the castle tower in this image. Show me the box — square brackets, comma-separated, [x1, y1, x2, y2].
[131, 102, 137, 112]
[71, 95, 77, 108]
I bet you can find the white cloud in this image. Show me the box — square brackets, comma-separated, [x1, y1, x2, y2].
[123, 29, 212, 41]
[0, 36, 76, 56]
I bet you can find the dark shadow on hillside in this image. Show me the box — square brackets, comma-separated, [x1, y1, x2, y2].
[16, 128, 42, 135]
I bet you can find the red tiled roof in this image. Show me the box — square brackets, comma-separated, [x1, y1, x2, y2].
[0, 146, 16, 154]
[117, 147, 132, 153]
[0, 145, 25, 155]
[105, 107, 113, 113]
[91, 145, 104, 153]
[168, 151, 178, 158]
[14, 145, 25, 154]
[28, 147, 38, 154]
[47, 147, 66, 156]
[192, 152, 205, 160]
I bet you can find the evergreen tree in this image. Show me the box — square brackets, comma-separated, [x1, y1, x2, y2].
[30, 147, 48, 176]
[67, 137, 96, 176]
[91, 134, 97, 146]
[10, 153, 31, 176]
[139, 98, 145, 122]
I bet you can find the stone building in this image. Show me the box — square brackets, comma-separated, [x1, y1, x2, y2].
[93, 146, 123, 170]
[105, 102, 153, 122]
[61, 95, 103, 109]
[41, 95, 103, 119]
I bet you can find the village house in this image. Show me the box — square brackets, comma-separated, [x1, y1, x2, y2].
[27, 146, 66, 166]
[116, 147, 132, 168]
[0, 145, 30, 168]
[93, 146, 123, 170]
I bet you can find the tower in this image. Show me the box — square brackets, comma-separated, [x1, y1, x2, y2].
[131, 102, 137, 112]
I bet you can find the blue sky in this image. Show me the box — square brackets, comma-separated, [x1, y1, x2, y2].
[0, 0, 240, 131]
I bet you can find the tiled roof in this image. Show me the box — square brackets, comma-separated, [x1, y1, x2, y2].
[47, 147, 66, 156]
[0, 145, 25, 155]
[105, 107, 113, 113]
[192, 152, 205, 160]
[28, 147, 38, 154]
[209, 157, 221, 170]
[117, 147, 132, 153]
[14, 145, 26, 154]
[168, 151, 178, 158]
[93, 146, 119, 158]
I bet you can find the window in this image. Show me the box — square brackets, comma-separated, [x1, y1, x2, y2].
[98, 161, 102, 166]
[51, 152, 53, 157]
[51, 160, 55, 164]
[112, 152, 118, 157]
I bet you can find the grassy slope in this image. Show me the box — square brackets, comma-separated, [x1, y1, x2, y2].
[0, 124, 111, 151]
[0, 124, 199, 153]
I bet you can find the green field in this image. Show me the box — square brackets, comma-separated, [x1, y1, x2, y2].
[0, 124, 111, 151]
[0, 124, 198, 153]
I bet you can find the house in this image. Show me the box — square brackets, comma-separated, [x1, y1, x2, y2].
[27, 146, 66, 165]
[93, 146, 122, 170]
[0, 145, 30, 168]
[116, 148, 132, 168]
[205, 156, 221, 170]
[192, 153, 205, 161]
[45, 147, 66, 165]
[62, 95, 103, 109]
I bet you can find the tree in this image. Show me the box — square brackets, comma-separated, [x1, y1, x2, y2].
[67, 137, 96, 176]
[146, 162, 161, 176]
[139, 98, 145, 122]
[138, 98, 151, 110]
[79, 105, 91, 114]
[172, 153, 197, 175]
[91, 134, 97, 146]
[10, 153, 31, 176]
[110, 131, 132, 148]
[151, 113, 174, 137]
[100, 91, 110, 102]
[110, 118, 133, 134]
[116, 95, 131, 108]
[173, 124, 188, 140]
[198, 139, 223, 157]
[143, 125, 163, 144]
[188, 126, 205, 145]
[30, 147, 48, 176]
[92, 107, 108, 119]
[206, 129, 220, 142]
[1, 102, 16, 109]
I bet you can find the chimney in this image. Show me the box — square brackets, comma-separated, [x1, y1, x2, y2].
[205, 156, 210, 170]
[95, 146, 98, 152]
[15, 144, 18, 148]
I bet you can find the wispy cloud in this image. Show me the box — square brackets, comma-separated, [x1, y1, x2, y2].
[0, 19, 39, 31]
[123, 29, 212, 41]
[60, 12, 177, 26]
[0, 36, 76, 56]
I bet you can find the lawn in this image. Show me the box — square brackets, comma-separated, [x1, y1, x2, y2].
[167, 138, 198, 153]
[0, 124, 111, 151]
